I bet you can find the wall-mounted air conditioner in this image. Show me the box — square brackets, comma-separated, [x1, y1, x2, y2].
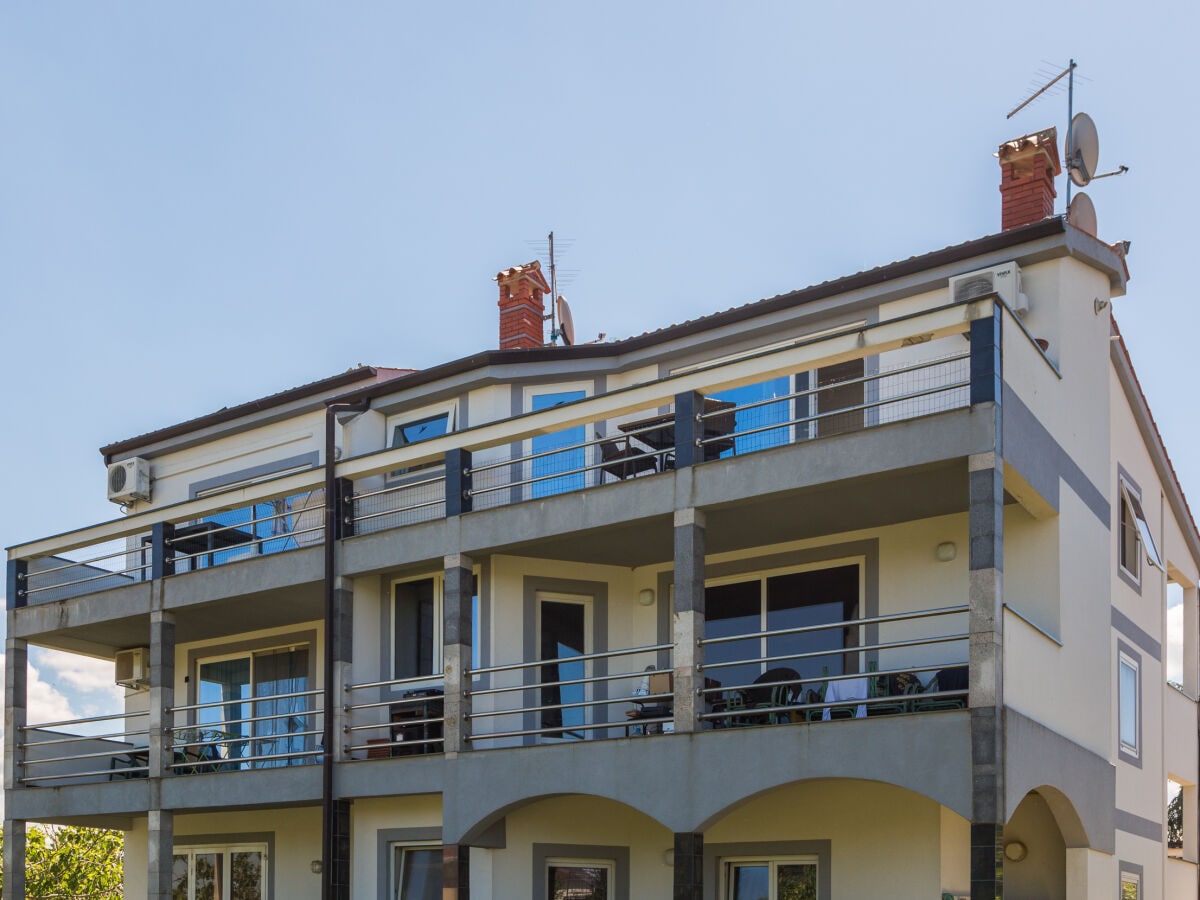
[107, 457, 152, 504]
[115, 647, 150, 689]
[949, 261, 1029, 316]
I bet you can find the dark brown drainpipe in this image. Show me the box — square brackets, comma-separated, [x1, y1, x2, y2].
[322, 399, 368, 900]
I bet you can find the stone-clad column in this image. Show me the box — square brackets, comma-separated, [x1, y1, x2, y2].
[443, 845, 470, 900]
[4, 635, 28, 900]
[968, 305, 1005, 900]
[443, 554, 474, 755]
[673, 833, 703, 900]
[673, 509, 705, 734]
[148, 607, 176, 899]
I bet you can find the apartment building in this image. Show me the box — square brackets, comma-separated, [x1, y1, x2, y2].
[4, 127, 1198, 900]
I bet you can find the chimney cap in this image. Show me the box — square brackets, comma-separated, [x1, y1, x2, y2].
[997, 127, 1062, 176]
[493, 260, 551, 291]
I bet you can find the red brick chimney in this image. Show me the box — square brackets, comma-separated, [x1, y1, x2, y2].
[494, 261, 550, 350]
[998, 127, 1062, 231]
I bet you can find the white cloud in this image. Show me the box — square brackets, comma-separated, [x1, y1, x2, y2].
[1167, 602, 1184, 687]
[32, 648, 124, 710]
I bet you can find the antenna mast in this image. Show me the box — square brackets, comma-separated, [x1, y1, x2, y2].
[548, 231, 558, 343]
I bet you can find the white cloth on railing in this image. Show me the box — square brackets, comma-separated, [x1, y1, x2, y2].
[821, 677, 868, 720]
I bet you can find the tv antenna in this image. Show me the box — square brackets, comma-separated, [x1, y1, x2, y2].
[526, 231, 582, 345]
[1007, 59, 1128, 214]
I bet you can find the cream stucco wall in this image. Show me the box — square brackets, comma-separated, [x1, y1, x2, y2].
[350, 793, 444, 899]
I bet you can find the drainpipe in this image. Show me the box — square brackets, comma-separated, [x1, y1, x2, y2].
[322, 399, 368, 900]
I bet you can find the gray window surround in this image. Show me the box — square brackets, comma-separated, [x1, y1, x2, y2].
[383, 400, 462, 487]
[184, 629, 318, 710]
[188, 453, 320, 499]
[531, 842, 629, 900]
[376, 826, 442, 900]
[376, 560, 490, 696]
[1119, 860, 1143, 899]
[1117, 466, 1143, 595]
[703, 840, 831, 900]
[521, 576, 609, 746]
[1117, 640, 1142, 769]
[172, 831, 275, 900]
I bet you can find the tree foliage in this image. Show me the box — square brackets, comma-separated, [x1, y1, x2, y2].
[0, 824, 123, 898]
[1169, 787, 1184, 848]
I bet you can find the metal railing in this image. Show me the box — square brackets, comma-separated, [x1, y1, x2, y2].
[465, 643, 673, 745]
[697, 605, 970, 724]
[18, 710, 151, 785]
[343, 676, 445, 757]
[167, 688, 323, 771]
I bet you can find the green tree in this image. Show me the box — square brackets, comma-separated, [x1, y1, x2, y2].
[1169, 787, 1184, 848]
[0, 824, 124, 898]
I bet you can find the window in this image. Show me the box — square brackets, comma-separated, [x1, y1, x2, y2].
[392, 574, 479, 680]
[388, 404, 456, 476]
[723, 856, 818, 900]
[539, 595, 591, 739]
[1120, 869, 1140, 900]
[391, 844, 441, 900]
[196, 646, 314, 769]
[705, 564, 861, 690]
[1119, 650, 1140, 760]
[546, 858, 613, 900]
[1119, 478, 1164, 582]
[172, 844, 267, 900]
[529, 389, 589, 497]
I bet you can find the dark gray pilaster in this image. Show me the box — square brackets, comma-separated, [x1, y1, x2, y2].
[332, 578, 354, 762]
[443, 554, 474, 755]
[4, 637, 27, 792]
[150, 522, 175, 580]
[6, 560, 27, 609]
[147, 809, 174, 900]
[330, 798, 351, 900]
[445, 449, 473, 517]
[673, 509, 706, 733]
[2, 818, 25, 900]
[443, 844, 470, 900]
[673, 833, 703, 900]
[673, 392, 704, 469]
[148, 608, 175, 780]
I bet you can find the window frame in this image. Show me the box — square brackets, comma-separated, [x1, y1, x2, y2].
[1119, 865, 1141, 900]
[545, 856, 615, 900]
[524, 383, 593, 498]
[721, 853, 820, 900]
[390, 570, 481, 683]
[172, 841, 269, 900]
[389, 841, 442, 900]
[385, 401, 458, 480]
[536, 592, 594, 741]
[1118, 473, 1164, 588]
[1118, 645, 1142, 765]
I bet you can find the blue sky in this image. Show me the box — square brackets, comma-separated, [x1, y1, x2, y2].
[1, 3, 1197, 721]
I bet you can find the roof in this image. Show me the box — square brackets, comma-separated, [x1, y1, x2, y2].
[100, 366, 413, 460]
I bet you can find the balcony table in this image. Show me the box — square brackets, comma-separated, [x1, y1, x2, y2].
[618, 399, 737, 462]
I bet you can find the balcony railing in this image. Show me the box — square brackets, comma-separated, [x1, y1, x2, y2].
[465, 642, 674, 746]
[17, 710, 150, 785]
[8, 297, 992, 608]
[343, 676, 445, 758]
[167, 688, 323, 772]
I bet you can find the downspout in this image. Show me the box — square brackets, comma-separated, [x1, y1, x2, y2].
[322, 399, 368, 900]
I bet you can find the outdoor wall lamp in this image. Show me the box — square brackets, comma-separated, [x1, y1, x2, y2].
[639, 588, 656, 606]
[936, 542, 957, 562]
[310, 860, 323, 874]
[1003, 841, 1027, 862]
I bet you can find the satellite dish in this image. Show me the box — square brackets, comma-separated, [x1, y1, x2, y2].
[1067, 112, 1099, 187]
[1067, 191, 1098, 236]
[556, 296, 575, 346]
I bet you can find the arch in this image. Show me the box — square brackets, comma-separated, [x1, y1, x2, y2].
[1004, 789, 1075, 900]
[456, 791, 673, 846]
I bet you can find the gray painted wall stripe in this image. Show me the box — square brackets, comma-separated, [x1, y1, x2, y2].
[1001, 383, 1109, 526]
[1112, 608, 1162, 661]
[1115, 810, 1161, 841]
[188, 452, 320, 498]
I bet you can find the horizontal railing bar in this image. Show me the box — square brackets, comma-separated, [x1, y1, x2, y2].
[168, 689, 322, 714]
[171, 710, 321, 733]
[352, 497, 446, 523]
[169, 748, 321, 769]
[22, 766, 149, 783]
[353, 475, 447, 502]
[22, 709, 150, 731]
[346, 675, 444, 693]
[700, 633, 968, 671]
[698, 662, 952, 696]
[466, 719, 653, 743]
[343, 696, 444, 714]
[18, 729, 149, 747]
[23, 544, 148, 580]
[699, 605, 968, 647]
[466, 692, 669, 721]
[465, 432, 626, 477]
[21, 746, 149, 766]
[343, 718, 442, 734]
[23, 565, 146, 595]
[467, 669, 661, 699]
[697, 688, 968, 721]
[173, 728, 324, 748]
[471, 643, 672, 677]
[169, 524, 325, 564]
[345, 735, 444, 753]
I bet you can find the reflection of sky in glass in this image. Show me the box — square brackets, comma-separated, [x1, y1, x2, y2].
[730, 865, 769, 900]
[713, 376, 790, 457]
[1119, 658, 1137, 749]
[393, 413, 450, 447]
[531, 391, 586, 498]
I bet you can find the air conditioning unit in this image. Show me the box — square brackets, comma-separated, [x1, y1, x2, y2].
[949, 261, 1029, 316]
[107, 457, 152, 504]
[115, 647, 150, 689]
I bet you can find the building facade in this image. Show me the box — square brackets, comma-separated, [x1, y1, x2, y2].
[5, 131, 1198, 900]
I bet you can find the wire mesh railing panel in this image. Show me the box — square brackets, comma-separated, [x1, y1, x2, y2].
[20, 540, 149, 605]
[352, 476, 447, 535]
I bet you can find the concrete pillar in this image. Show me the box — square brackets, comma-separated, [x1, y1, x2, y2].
[1065, 847, 1116, 900]
[673, 509, 706, 734]
[443, 844, 470, 900]
[148, 609, 175, 779]
[672, 833, 703, 900]
[443, 554, 475, 755]
[4, 637, 27, 791]
[2, 818, 26, 900]
[331, 577, 354, 763]
[147, 809, 175, 900]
